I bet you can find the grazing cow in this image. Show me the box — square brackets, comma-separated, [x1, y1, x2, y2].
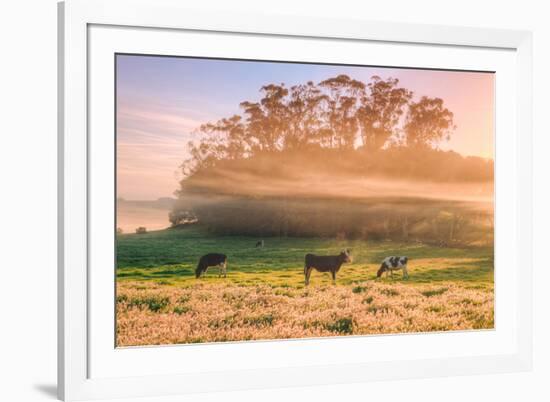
[377, 256, 409, 279]
[255, 240, 264, 248]
[304, 249, 352, 285]
[195, 253, 228, 278]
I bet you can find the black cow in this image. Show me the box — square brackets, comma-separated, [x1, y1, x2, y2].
[304, 249, 352, 285]
[195, 253, 228, 278]
[376, 256, 409, 279]
[255, 240, 264, 248]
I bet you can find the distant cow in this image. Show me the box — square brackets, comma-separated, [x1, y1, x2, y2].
[377, 256, 409, 279]
[304, 249, 352, 285]
[255, 240, 264, 248]
[195, 253, 228, 278]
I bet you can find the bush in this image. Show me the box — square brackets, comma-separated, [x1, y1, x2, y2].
[243, 314, 274, 327]
[128, 295, 169, 312]
[173, 306, 191, 315]
[168, 209, 198, 227]
[326, 317, 354, 334]
[135, 227, 147, 234]
[363, 296, 374, 304]
[352, 286, 368, 294]
[421, 288, 448, 297]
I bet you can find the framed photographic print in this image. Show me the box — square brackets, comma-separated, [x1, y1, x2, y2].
[58, 0, 533, 400]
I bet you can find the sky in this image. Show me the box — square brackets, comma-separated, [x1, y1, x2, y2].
[116, 55, 494, 200]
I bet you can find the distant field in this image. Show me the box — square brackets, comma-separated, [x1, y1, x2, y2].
[116, 226, 494, 346]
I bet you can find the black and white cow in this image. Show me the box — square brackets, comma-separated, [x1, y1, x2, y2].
[377, 256, 409, 279]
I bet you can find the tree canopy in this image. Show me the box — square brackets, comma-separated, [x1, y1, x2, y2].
[182, 74, 455, 176]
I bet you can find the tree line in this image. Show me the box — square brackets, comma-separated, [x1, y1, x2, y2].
[182, 74, 456, 176]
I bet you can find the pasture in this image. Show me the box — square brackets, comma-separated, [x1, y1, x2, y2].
[116, 225, 494, 346]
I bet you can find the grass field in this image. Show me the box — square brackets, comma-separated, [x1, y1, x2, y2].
[116, 225, 494, 346]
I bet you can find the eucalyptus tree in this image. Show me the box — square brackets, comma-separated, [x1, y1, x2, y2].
[403, 96, 455, 148]
[318, 74, 365, 148]
[356, 76, 412, 150]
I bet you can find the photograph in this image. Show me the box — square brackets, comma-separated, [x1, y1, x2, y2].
[115, 54, 495, 347]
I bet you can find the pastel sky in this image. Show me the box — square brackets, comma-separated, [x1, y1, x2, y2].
[116, 55, 494, 200]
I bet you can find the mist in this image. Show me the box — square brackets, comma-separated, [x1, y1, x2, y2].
[184, 168, 493, 205]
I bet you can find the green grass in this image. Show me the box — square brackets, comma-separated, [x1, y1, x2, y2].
[126, 295, 170, 312]
[326, 317, 354, 334]
[116, 225, 493, 289]
[421, 288, 449, 297]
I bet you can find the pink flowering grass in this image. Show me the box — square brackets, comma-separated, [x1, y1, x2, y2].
[116, 280, 493, 347]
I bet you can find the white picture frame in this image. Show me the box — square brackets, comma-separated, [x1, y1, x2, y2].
[58, 0, 533, 400]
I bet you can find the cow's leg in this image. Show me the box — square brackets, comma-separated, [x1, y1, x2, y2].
[305, 266, 312, 286]
[222, 262, 227, 278]
[390, 269, 394, 279]
[218, 262, 226, 278]
[331, 270, 336, 285]
[403, 265, 409, 279]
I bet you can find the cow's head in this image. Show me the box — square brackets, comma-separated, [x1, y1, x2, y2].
[376, 263, 388, 278]
[340, 249, 353, 263]
[195, 264, 205, 278]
